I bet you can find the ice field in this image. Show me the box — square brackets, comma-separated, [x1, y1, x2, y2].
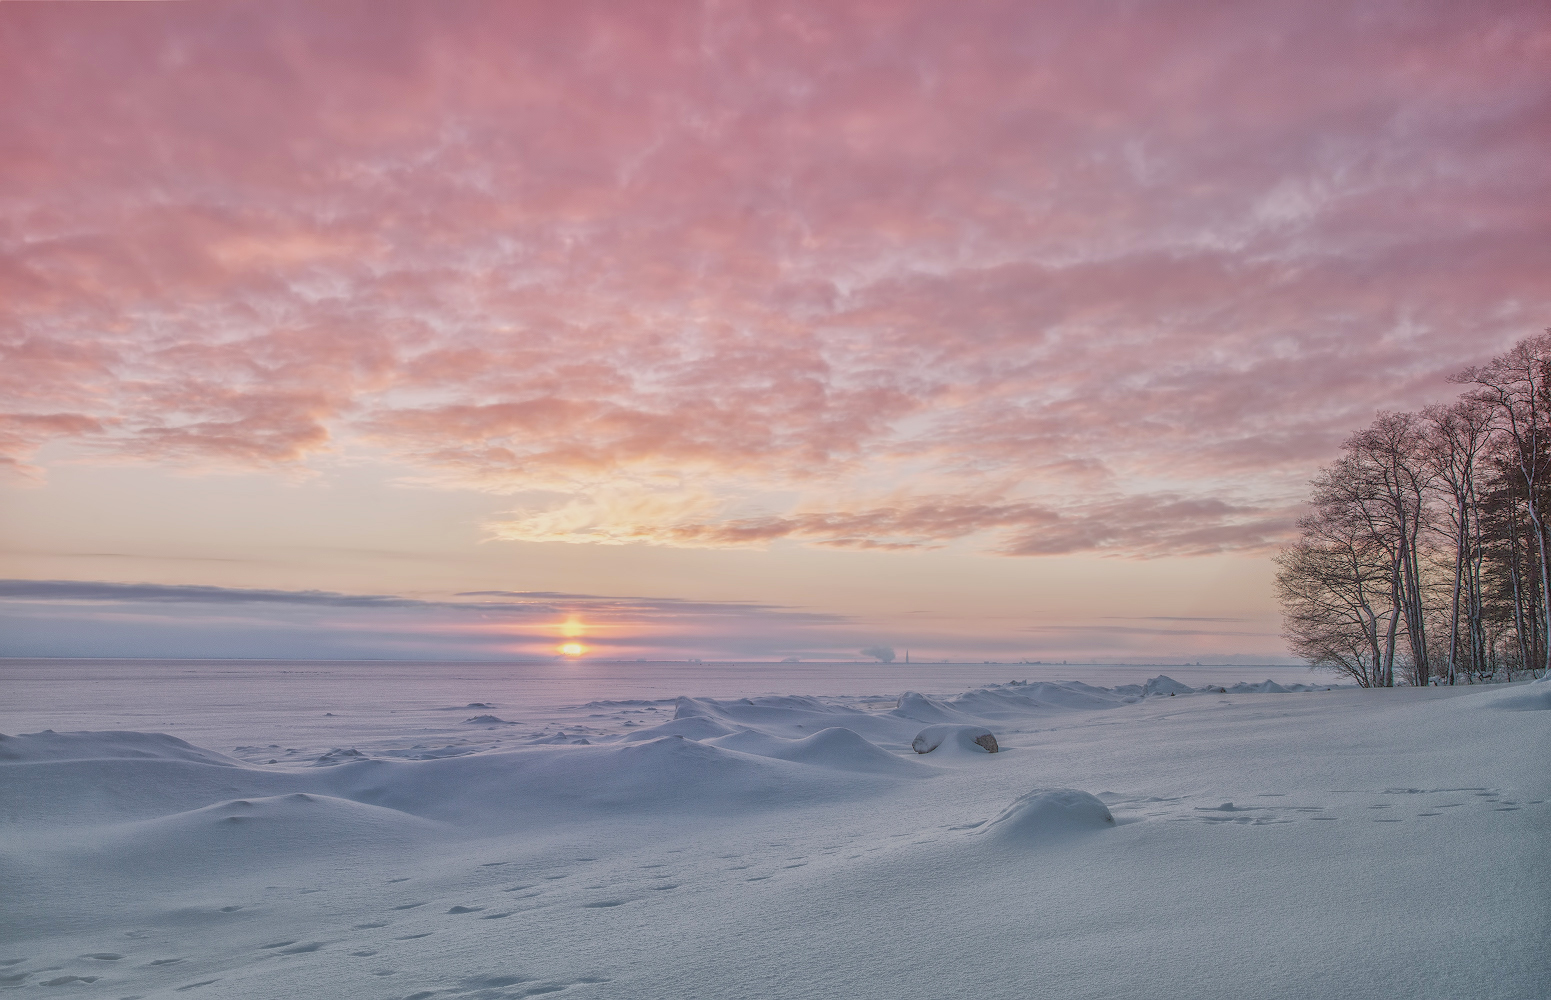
[1, 659, 1547, 999]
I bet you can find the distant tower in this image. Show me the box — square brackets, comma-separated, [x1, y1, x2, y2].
[905, 650, 910, 664]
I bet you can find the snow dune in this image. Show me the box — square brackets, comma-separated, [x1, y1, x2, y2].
[1, 669, 1546, 999]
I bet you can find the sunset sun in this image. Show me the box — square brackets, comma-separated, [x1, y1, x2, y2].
[560, 642, 584, 657]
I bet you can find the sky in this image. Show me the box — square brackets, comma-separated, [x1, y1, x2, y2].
[2, 0, 1549, 663]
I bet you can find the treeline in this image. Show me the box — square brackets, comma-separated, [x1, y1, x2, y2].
[1276, 332, 1551, 686]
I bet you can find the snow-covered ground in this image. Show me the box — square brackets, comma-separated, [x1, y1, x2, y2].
[2, 660, 1547, 999]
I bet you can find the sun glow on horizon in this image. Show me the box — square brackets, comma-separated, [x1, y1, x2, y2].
[560, 642, 585, 656]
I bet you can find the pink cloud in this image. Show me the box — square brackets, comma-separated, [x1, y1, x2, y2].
[1, 1, 1547, 553]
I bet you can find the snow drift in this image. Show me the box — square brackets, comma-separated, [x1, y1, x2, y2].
[979, 788, 1117, 843]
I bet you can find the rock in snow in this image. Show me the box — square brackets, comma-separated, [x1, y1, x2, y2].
[911, 724, 999, 753]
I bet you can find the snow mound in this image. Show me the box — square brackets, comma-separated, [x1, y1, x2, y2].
[310, 747, 368, 766]
[0, 730, 239, 766]
[895, 680, 1160, 723]
[673, 694, 897, 740]
[709, 727, 921, 775]
[319, 735, 898, 824]
[1487, 674, 1551, 711]
[891, 691, 970, 723]
[97, 792, 439, 864]
[945, 681, 1124, 716]
[0, 735, 294, 828]
[980, 788, 1116, 843]
[506, 736, 866, 810]
[463, 714, 513, 725]
[911, 725, 999, 754]
[620, 715, 743, 742]
[1144, 675, 1194, 696]
[1224, 680, 1291, 694]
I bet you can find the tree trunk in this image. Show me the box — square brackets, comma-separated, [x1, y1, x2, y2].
[1510, 505, 1529, 681]
[1526, 502, 1551, 675]
[1383, 560, 1401, 687]
[1448, 502, 1466, 685]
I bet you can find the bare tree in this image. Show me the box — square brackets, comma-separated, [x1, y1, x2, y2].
[1298, 417, 1436, 685]
[1275, 508, 1393, 687]
[1278, 332, 1551, 684]
[1477, 443, 1546, 679]
[1453, 331, 1551, 675]
[1422, 399, 1497, 684]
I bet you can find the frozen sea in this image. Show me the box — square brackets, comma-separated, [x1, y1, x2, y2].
[0, 658, 1331, 754]
[2, 658, 1547, 999]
